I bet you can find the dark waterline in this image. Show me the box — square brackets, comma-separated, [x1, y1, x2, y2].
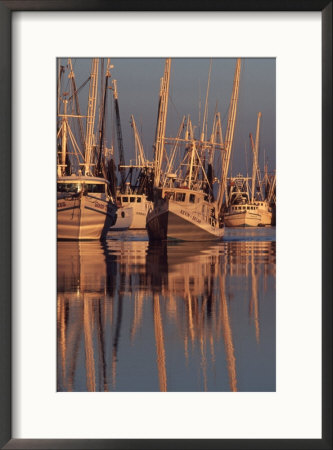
[57, 227, 276, 392]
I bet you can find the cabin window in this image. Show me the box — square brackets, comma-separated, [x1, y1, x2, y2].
[86, 184, 105, 193]
[117, 197, 121, 203]
[130, 197, 135, 203]
[243, 206, 246, 210]
[57, 183, 82, 193]
[176, 193, 186, 202]
[164, 191, 174, 200]
[137, 197, 141, 203]
[189, 194, 195, 203]
[122, 197, 128, 202]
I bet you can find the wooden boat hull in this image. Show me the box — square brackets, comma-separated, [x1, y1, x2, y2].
[57, 194, 116, 240]
[258, 211, 273, 226]
[224, 211, 261, 227]
[147, 201, 224, 241]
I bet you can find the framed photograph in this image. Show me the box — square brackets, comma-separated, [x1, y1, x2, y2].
[1, 1, 331, 449]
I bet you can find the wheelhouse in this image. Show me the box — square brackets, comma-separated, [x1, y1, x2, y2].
[57, 176, 108, 195]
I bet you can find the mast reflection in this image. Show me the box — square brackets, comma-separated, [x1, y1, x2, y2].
[57, 238, 275, 392]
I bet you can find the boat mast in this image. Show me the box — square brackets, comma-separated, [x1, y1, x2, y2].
[57, 61, 65, 129]
[113, 79, 126, 190]
[251, 112, 262, 203]
[187, 141, 196, 189]
[96, 60, 112, 177]
[84, 58, 99, 175]
[267, 172, 276, 204]
[217, 58, 241, 213]
[163, 116, 186, 184]
[153, 58, 171, 188]
[200, 59, 212, 142]
[68, 58, 85, 153]
[60, 99, 68, 176]
[131, 115, 146, 167]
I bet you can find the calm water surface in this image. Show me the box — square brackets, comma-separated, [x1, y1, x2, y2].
[57, 227, 276, 392]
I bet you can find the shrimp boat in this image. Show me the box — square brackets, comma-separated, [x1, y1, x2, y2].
[112, 189, 151, 230]
[111, 116, 154, 230]
[223, 177, 273, 227]
[109, 82, 153, 230]
[223, 176, 261, 227]
[224, 112, 272, 227]
[57, 175, 116, 240]
[57, 58, 117, 240]
[147, 58, 241, 241]
[147, 186, 223, 241]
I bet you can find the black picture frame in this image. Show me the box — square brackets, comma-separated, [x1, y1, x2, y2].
[0, 1, 331, 449]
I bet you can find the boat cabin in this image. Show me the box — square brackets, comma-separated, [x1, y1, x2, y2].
[57, 176, 108, 195]
[116, 194, 144, 206]
[230, 205, 258, 212]
[254, 201, 273, 213]
[160, 188, 207, 205]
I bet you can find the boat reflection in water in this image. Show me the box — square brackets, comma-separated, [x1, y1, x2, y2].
[57, 234, 275, 392]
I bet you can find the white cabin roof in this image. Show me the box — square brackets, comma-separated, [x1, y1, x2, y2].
[57, 175, 108, 184]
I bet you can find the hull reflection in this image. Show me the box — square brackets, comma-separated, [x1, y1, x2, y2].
[57, 237, 276, 392]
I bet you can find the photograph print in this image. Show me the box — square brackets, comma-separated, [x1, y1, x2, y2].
[57, 57, 276, 392]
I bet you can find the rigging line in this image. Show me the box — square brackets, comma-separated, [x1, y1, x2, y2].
[244, 139, 248, 176]
[168, 94, 182, 122]
[167, 64, 181, 121]
[68, 76, 92, 102]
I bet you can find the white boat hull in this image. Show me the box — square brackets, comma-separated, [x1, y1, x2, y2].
[129, 205, 149, 229]
[258, 211, 272, 226]
[57, 193, 116, 240]
[224, 211, 261, 227]
[110, 206, 133, 230]
[113, 194, 152, 230]
[147, 200, 224, 241]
